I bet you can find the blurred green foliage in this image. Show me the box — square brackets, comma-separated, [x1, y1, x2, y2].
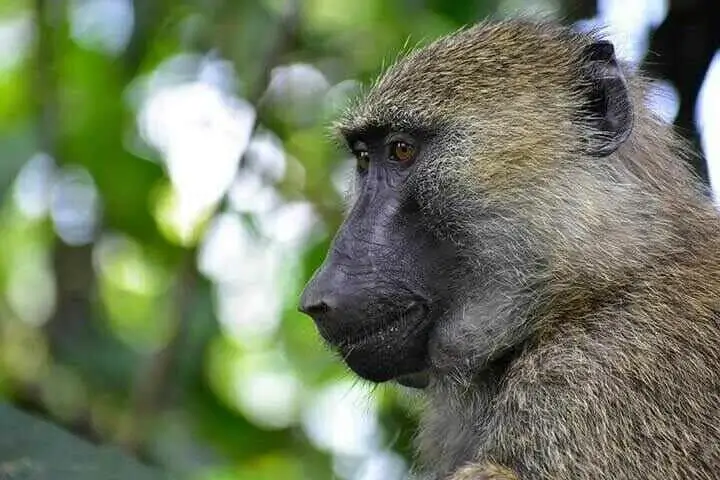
[0, 403, 169, 480]
[0, 1, 589, 479]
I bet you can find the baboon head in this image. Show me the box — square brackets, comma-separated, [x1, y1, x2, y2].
[299, 22, 635, 386]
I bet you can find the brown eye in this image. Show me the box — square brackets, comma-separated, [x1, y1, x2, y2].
[391, 141, 416, 164]
[355, 150, 370, 171]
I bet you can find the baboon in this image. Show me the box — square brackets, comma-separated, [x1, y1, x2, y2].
[299, 20, 720, 479]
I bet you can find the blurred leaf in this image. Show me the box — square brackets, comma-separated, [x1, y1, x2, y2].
[0, 125, 35, 199]
[59, 47, 165, 244]
[0, 1, 26, 17]
[188, 379, 296, 460]
[0, 403, 172, 479]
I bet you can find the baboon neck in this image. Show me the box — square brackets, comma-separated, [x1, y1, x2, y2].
[419, 362, 511, 478]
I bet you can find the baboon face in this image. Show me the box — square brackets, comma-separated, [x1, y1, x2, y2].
[299, 23, 632, 385]
[299, 125, 462, 384]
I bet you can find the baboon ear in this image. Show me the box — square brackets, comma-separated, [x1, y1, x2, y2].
[581, 41, 633, 157]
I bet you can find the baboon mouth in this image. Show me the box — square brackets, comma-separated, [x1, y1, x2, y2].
[336, 302, 434, 383]
[337, 302, 429, 350]
[396, 371, 430, 388]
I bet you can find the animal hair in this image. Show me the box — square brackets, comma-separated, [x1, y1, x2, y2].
[338, 20, 720, 479]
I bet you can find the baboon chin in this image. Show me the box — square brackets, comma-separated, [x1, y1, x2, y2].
[300, 20, 720, 480]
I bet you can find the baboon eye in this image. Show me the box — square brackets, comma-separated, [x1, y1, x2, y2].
[390, 141, 417, 164]
[354, 149, 370, 172]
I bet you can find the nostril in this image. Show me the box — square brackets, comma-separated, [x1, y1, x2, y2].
[299, 300, 331, 317]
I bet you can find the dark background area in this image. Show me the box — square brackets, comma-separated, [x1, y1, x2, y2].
[0, 0, 717, 479]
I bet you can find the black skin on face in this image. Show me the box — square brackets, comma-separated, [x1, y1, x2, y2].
[298, 127, 454, 386]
